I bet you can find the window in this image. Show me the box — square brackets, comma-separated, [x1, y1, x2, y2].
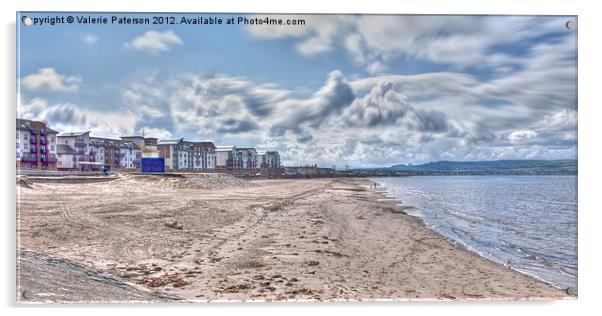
[24, 134, 28, 140]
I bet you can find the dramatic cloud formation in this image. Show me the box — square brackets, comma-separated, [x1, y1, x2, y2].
[124, 30, 183, 55]
[21, 68, 81, 92]
[270, 70, 355, 136]
[247, 16, 573, 73]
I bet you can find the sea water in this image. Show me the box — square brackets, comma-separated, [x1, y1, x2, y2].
[374, 175, 577, 289]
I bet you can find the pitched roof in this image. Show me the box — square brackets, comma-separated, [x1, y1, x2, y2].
[58, 131, 90, 137]
[120, 141, 141, 150]
[16, 118, 32, 130]
[215, 145, 235, 151]
[191, 141, 216, 148]
[57, 144, 77, 155]
[157, 138, 183, 145]
[90, 136, 121, 142]
[16, 118, 58, 133]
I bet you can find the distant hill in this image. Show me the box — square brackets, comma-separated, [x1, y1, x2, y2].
[389, 159, 577, 174]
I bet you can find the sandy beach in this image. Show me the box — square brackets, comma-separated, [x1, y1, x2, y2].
[16, 174, 570, 302]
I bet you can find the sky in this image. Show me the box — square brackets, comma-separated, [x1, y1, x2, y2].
[17, 13, 577, 167]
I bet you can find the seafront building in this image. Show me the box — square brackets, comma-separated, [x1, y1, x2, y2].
[16, 118, 281, 174]
[89, 137, 122, 170]
[16, 119, 59, 170]
[157, 138, 183, 170]
[192, 141, 216, 170]
[264, 151, 281, 168]
[119, 141, 141, 170]
[56, 144, 77, 170]
[215, 146, 238, 170]
[57, 131, 90, 170]
[237, 147, 258, 170]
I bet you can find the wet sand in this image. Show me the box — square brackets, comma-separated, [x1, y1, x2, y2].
[16, 174, 570, 302]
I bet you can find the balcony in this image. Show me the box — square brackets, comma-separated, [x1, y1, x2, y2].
[40, 138, 46, 145]
[40, 129, 46, 135]
[21, 155, 37, 162]
[74, 140, 86, 147]
[30, 137, 37, 144]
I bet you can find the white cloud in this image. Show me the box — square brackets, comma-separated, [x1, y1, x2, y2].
[508, 130, 538, 144]
[21, 68, 81, 92]
[18, 97, 138, 138]
[83, 33, 98, 45]
[138, 127, 172, 139]
[124, 30, 183, 55]
[168, 73, 291, 140]
[138, 105, 164, 118]
[246, 15, 572, 73]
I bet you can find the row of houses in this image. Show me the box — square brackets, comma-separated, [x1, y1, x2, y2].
[16, 118, 281, 173]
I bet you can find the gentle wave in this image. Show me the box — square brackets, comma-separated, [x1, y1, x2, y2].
[374, 175, 577, 290]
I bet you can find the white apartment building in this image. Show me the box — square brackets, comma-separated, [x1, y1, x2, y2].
[119, 141, 141, 169]
[56, 144, 77, 170]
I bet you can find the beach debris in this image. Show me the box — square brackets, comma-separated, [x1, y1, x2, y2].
[164, 221, 183, 230]
[307, 260, 320, 266]
[173, 279, 189, 288]
[143, 277, 166, 288]
[166, 274, 189, 288]
[223, 283, 252, 293]
[285, 288, 316, 296]
[17, 177, 34, 189]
